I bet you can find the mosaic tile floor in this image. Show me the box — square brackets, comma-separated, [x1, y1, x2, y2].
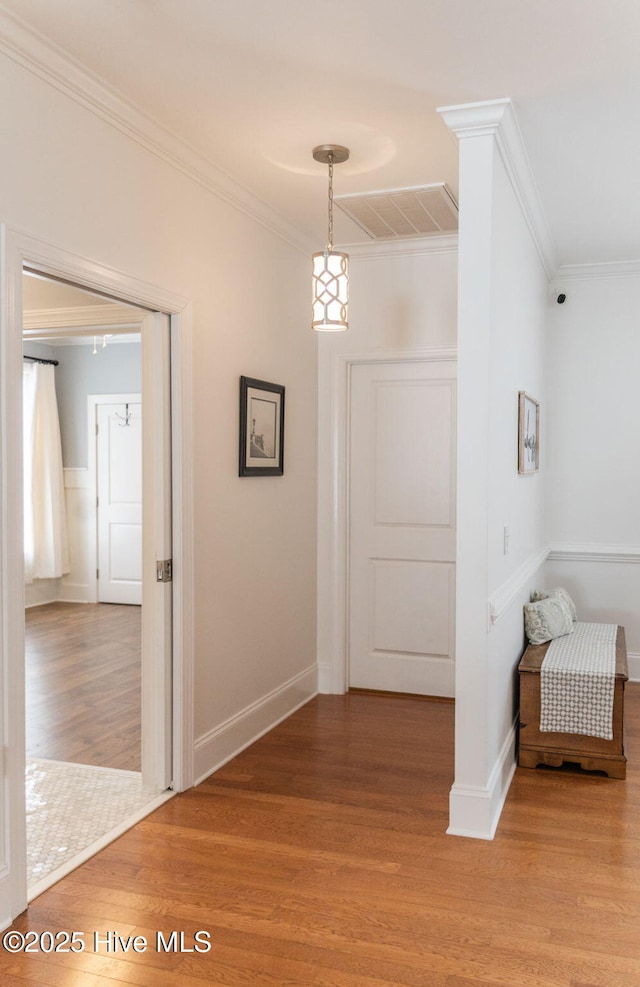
[26, 758, 161, 890]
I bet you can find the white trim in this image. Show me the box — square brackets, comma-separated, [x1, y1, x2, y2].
[57, 584, 89, 604]
[343, 235, 458, 260]
[0, 227, 195, 923]
[547, 543, 640, 564]
[317, 347, 457, 696]
[0, 224, 29, 922]
[61, 469, 90, 602]
[10, 231, 188, 313]
[334, 346, 458, 365]
[193, 666, 317, 786]
[552, 260, 640, 282]
[627, 654, 640, 683]
[488, 544, 550, 628]
[0, 9, 311, 257]
[447, 718, 518, 840]
[170, 302, 195, 793]
[63, 467, 88, 488]
[24, 579, 59, 608]
[437, 98, 556, 278]
[23, 303, 145, 331]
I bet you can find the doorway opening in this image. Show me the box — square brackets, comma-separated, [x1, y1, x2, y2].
[22, 271, 173, 898]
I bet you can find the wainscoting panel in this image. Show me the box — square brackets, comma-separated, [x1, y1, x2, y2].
[60, 468, 91, 604]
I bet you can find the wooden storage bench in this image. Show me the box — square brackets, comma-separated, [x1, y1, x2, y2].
[518, 625, 628, 779]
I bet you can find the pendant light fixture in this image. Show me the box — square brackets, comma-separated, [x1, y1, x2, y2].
[311, 144, 350, 332]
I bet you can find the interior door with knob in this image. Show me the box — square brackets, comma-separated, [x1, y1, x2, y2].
[96, 396, 142, 605]
[349, 359, 456, 696]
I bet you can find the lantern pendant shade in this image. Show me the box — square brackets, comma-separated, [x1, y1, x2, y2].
[312, 248, 349, 331]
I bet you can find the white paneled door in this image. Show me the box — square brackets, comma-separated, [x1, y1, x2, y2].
[349, 360, 456, 696]
[97, 397, 142, 605]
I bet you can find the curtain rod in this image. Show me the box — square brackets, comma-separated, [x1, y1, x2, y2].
[23, 355, 59, 367]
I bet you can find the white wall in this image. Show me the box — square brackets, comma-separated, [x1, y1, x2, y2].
[545, 273, 640, 674]
[316, 241, 458, 693]
[347, 243, 458, 352]
[485, 152, 547, 778]
[0, 51, 318, 789]
[441, 100, 548, 839]
[55, 341, 141, 467]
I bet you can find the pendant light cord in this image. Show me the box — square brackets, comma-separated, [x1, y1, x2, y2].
[327, 153, 334, 252]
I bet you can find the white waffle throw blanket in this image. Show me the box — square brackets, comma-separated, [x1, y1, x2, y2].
[540, 622, 617, 740]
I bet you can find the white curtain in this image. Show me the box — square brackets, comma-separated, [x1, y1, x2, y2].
[23, 362, 70, 583]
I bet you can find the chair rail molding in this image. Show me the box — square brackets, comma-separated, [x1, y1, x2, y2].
[488, 544, 550, 628]
[548, 543, 640, 564]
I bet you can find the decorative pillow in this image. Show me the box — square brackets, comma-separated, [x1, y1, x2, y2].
[530, 586, 577, 623]
[530, 588, 548, 601]
[523, 597, 575, 646]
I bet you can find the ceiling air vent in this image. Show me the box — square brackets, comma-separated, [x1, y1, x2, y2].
[335, 183, 458, 240]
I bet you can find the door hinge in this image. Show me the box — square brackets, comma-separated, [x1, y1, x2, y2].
[156, 559, 173, 583]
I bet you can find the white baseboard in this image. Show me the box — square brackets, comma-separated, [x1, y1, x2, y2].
[58, 582, 90, 604]
[447, 718, 518, 840]
[193, 664, 318, 786]
[24, 578, 60, 608]
[627, 653, 640, 682]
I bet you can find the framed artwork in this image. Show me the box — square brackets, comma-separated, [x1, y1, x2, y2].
[518, 391, 539, 474]
[239, 376, 285, 476]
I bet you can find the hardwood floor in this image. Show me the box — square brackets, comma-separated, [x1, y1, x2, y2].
[4, 687, 640, 985]
[25, 602, 141, 771]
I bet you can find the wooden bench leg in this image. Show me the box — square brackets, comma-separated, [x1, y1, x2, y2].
[519, 748, 544, 769]
[519, 747, 626, 778]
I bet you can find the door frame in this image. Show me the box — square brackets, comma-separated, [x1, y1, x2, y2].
[316, 345, 457, 696]
[0, 227, 195, 923]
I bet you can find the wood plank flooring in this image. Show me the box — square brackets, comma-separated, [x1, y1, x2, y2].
[5, 686, 640, 985]
[25, 602, 141, 771]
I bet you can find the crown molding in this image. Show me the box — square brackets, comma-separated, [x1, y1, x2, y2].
[23, 303, 144, 332]
[437, 98, 556, 278]
[25, 331, 140, 347]
[552, 259, 640, 282]
[344, 234, 458, 260]
[0, 7, 312, 256]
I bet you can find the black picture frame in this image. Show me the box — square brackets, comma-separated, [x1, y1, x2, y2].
[239, 376, 285, 476]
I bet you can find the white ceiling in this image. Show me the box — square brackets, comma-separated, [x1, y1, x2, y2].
[2, 0, 639, 267]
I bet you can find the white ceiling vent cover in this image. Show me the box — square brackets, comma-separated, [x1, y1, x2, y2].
[335, 183, 458, 240]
